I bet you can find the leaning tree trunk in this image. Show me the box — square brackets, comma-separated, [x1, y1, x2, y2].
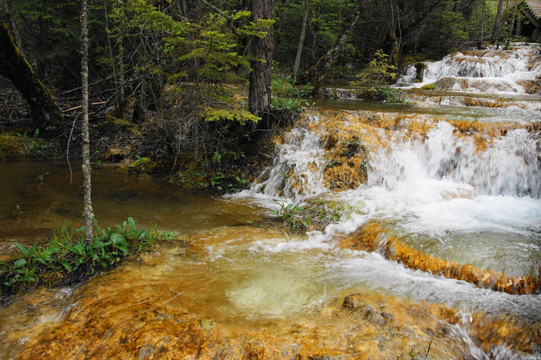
[81, 0, 94, 244]
[248, 0, 274, 117]
[292, 0, 310, 82]
[1, 0, 24, 56]
[492, 0, 505, 43]
[297, 0, 370, 92]
[0, 22, 62, 133]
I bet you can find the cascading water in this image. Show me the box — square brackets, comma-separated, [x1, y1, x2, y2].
[247, 113, 328, 203]
[368, 121, 541, 197]
[399, 44, 541, 94]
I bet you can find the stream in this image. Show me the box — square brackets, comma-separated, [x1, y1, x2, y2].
[1, 44, 541, 359]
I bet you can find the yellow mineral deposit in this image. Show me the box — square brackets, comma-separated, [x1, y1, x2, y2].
[16, 259, 540, 359]
[341, 221, 541, 295]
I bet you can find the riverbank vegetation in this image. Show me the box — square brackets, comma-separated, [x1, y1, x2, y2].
[0, 218, 174, 298]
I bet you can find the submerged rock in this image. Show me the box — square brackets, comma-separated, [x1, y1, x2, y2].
[340, 221, 541, 295]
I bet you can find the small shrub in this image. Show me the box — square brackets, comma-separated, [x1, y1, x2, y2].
[376, 86, 407, 104]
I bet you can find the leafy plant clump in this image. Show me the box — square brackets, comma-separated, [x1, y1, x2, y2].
[273, 202, 309, 231]
[0, 218, 174, 297]
[174, 170, 249, 194]
[273, 199, 352, 232]
[271, 74, 315, 111]
[123, 155, 157, 173]
[375, 86, 408, 104]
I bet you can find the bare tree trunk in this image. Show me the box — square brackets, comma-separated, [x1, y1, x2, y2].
[80, 0, 94, 244]
[509, 0, 519, 37]
[492, 0, 505, 43]
[292, 0, 310, 82]
[248, 0, 274, 117]
[479, 0, 486, 45]
[0, 22, 62, 133]
[298, 0, 371, 91]
[117, 0, 126, 109]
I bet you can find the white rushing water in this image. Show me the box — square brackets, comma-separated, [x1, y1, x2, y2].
[398, 44, 541, 94]
[246, 113, 328, 205]
[368, 121, 541, 197]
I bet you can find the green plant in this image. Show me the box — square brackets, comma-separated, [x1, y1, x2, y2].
[376, 86, 407, 104]
[0, 218, 174, 295]
[27, 129, 47, 154]
[35, 172, 50, 182]
[271, 75, 315, 110]
[124, 156, 156, 173]
[15, 205, 24, 217]
[273, 202, 311, 231]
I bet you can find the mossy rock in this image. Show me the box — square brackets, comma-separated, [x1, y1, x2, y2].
[123, 157, 156, 173]
[421, 83, 436, 90]
[0, 134, 27, 160]
[106, 114, 133, 128]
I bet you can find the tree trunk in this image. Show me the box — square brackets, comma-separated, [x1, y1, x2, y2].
[479, 0, 486, 46]
[248, 0, 274, 117]
[0, 22, 62, 133]
[492, 0, 505, 43]
[1, 0, 24, 56]
[297, 0, 370, 91]
[292, 0, 310, 82]
[80, 0, 94, 244]
[509, 0, 519, 37]
[117, 0, 126, 109]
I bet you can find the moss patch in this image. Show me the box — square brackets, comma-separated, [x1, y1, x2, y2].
[421, 83, 436, 90]
[0, 133, 26, 160]
[123, 156, 157, 173]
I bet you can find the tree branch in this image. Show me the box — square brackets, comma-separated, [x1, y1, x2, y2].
[200, 0, 245, 38]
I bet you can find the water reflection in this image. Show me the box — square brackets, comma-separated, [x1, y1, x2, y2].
[0, 161, 268, 256]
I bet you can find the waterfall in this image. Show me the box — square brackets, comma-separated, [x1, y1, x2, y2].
[398, 45, 541, 94]
[248, 113, 327, 202]
[248, 112, 540, 200]
[368, 121, 541, 197]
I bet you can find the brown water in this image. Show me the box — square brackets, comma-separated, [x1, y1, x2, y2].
[0, 161, 268, 258]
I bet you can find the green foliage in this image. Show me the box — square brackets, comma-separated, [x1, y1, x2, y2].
[273, 202, 310, 231]
[27, 129, 47, 154]
[375, 86, 407, 104]
[311, 199, 350, 224]
[0, 133, 25, 160]
[166, 9, 266, 104]
[271, 75, 315, 110]
[0, 218, 173, 295]
[14, 205, 24, 217]
[356, 49, 396, 87]
[175, 170, 248, 194]
[422, 8, 469, 53]
[123, 156, 157, 173]
[273, 199, 352, 232]
[0, 131, 51, 160]
[274, 0, 349, 69]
